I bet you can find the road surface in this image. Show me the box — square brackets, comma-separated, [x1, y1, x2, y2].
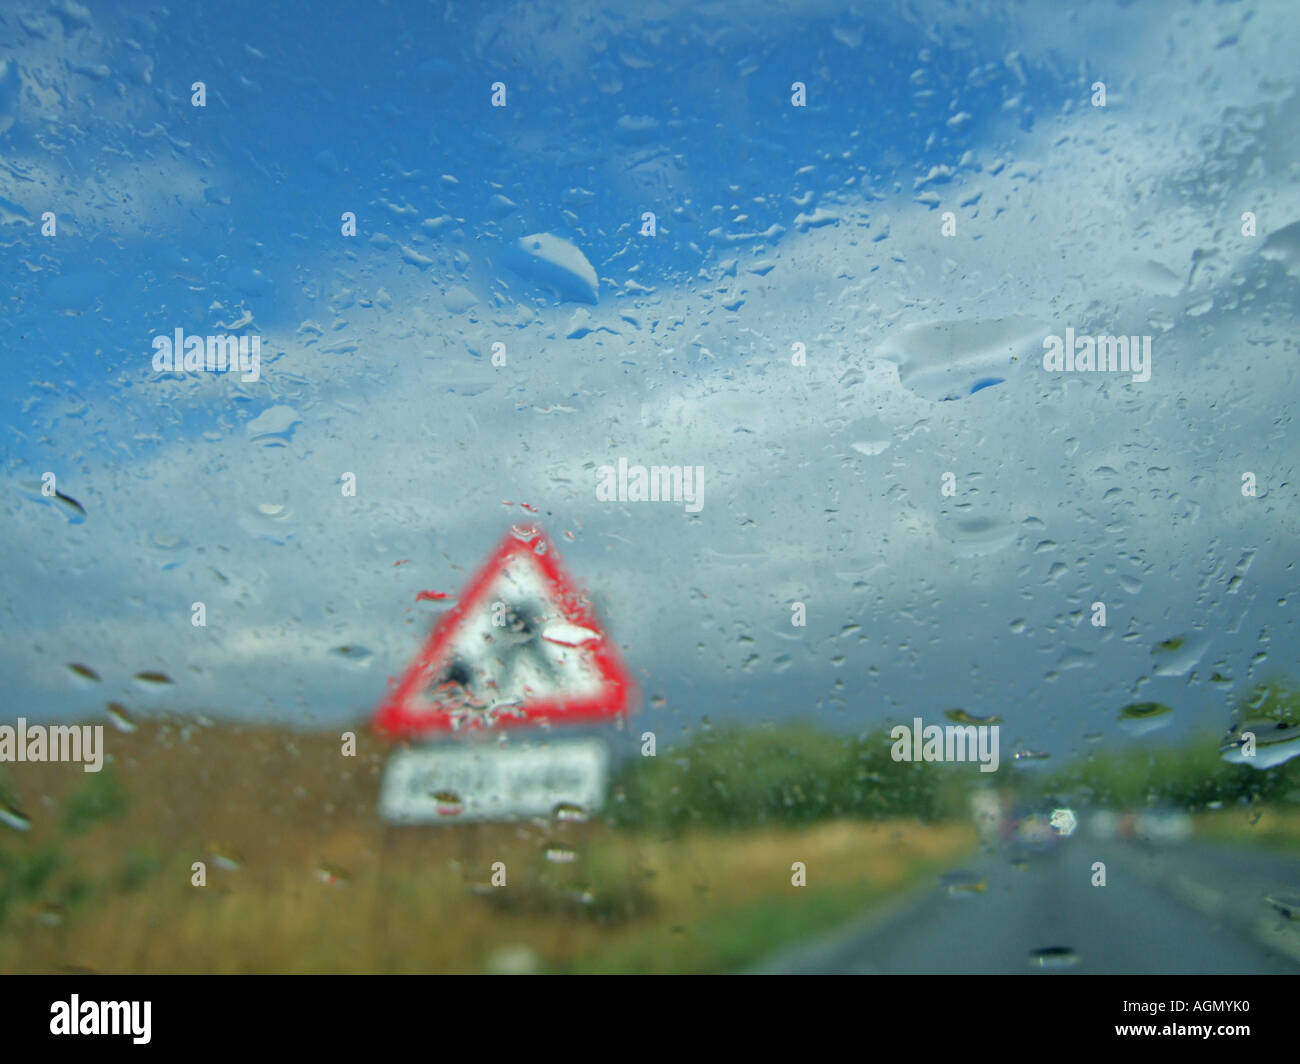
[756, 838, 1300, 974]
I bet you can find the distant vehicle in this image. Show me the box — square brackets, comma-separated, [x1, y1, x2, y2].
[1088, 810, 1119, 840]
[1016, 814, 1056, 848]
[1090, 808, 1192, 845]
[1005, 810, 1059, 860]
[1134, 809, 1193, 845]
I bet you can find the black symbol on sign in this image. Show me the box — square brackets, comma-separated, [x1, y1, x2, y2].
[425, 599, 559, 709]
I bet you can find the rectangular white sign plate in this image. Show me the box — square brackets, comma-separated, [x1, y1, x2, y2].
[378, 737, 609, 824]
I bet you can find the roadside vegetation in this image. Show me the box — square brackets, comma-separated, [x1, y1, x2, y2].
[2, 677, 1296, 972]
[0, 720, 973, 974]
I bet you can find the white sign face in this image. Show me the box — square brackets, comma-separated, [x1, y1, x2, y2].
[378, 738, 610, 824]
[410, 547, 607, 718]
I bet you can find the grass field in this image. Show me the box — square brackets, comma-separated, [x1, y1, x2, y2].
[0, 718, 976, 973]
[1194, 806, 1300, 855]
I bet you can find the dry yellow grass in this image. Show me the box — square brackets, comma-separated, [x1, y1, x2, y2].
[0, 718, 976, 973]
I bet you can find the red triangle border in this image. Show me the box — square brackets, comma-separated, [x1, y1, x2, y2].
[372, 527, 636, 738]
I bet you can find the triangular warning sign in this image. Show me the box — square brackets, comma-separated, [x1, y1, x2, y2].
[373, 526, 636, 738]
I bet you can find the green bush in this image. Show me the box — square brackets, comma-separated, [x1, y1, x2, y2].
[609, 723, 963, 834]
[0, 848, 65, 928]
[61, 769, 130, 835]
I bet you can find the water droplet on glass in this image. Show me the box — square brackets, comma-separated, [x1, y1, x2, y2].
[944, 709, 1001, 725]
[133, 670, 174, 686]
[1, 803, 31, 831]
[553, 802, 588, 824]
[1117, 701, 1173, 736]
[37, 903, 64, 927]
[67, 663, 100, 683]
[330, 644, 374, 668]
[1150, 633, 1209, 676]
[1013, 748, 1051, 763]
[207, 845, 242, 871]
[1220, 719, 1300, 769]
[1264, 893, 1300, 921]
[105, 702, 136, 733]
[1029, 946, 1079, 969]
[941, 870, 987, 897]
[544, 844, 578, 864]
[431, 790, 464, 816]
[315, 864, 351, 887]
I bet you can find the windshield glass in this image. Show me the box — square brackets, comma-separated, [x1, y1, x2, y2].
[2, 0, 1298, 981]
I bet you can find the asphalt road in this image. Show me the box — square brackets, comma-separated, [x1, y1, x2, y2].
[756, 838, 1300, 974]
